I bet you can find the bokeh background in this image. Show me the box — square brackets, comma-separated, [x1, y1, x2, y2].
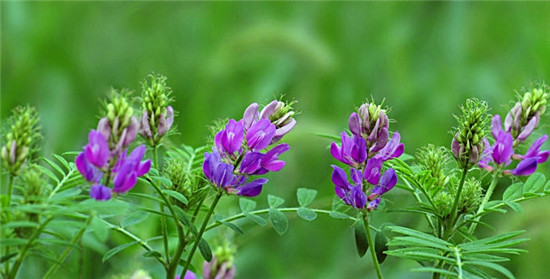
[2, 2, 550, 278]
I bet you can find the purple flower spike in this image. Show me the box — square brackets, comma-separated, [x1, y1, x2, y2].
[246, 119, 276, 151]
[90, 184, 112, 201]
[84, 130, 110, 168]
[261, 143, 290, 172]
[236, 178, 268, 197]
[76, 152, 102, 183]
[330, 132, 367, 167]
[371, 168, 397, 196]
[215, 119, 244, 156]
[492, 131, 514, 165]
[243, 102, 259, 130]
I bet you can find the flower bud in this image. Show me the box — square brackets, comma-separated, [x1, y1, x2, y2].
[103, 92, 139, 151]
[448, 177, 482, 214]
[259, 100, 297, 143]
[451, 99, 489, 168]
[352, 101, 390, 152]
[416, 145, 450, 189]
[203, 246, 236, 279]
[139, 73, 174, 146]
[1, 106, 41, 176]
[507, 85, 548, 143]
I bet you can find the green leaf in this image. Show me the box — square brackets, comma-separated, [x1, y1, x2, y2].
[142, 251, 162, 258]
[297, 188, 317, 207]
[35, 164, 60, 183]
[0, 253, 17, 263]
[244, 213, 267, 226]
[91, 216, 109, 242]
[50, 187, 82, 201]
[411, 267, 457, 277]
[329, 211, 353, 220]
[505, 201, 523, 213]
[198, 238, 212, 261]
[313, 132, 341, 141]
[213, 216, 244, 234]
[122, 211, 150, 228]
[544, 181, 550, 193]
[465, 261, 515, 279]
[52, 154, 70, 170]
[524, 173, 546, 193]
[153, 176, 173, 187]
[102, 241, 137, 262]
[502, 182, 523, 201]
[269, 208, 288, 235]
[375, 231, 389, 264]
[268, 195, 285, 208]
[354, 219, 368, 257]
[239, 198, 256, 212]
[163, 190, 188, 205]
[388, 226, 453, 248]
[0, 238, 27, 246]
[42, 157, 66, 176]
[297, 208, 317, 221]
[2, 221, 39, 229]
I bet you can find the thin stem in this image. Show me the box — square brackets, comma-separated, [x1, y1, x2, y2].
[4, 175, 14, 278]
[42, 215, 92, 279]
[468, 169, 501, 234]
[362, 212, 384, 279]
[6, 175, 14, 208]
[9, 217, 54, 279]
[446, 167, 469, 239]
[205, 208, 355, 232]
[147, 177, 187, 279]
[152, 145, 171, 267]
[180, 192, 223, 279]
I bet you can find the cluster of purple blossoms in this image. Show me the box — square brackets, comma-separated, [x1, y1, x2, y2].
[478, 115, 548, 175]
[203, 100, 295, 197]
[330, 102, 404, 210]
[76, 99, 152, 201]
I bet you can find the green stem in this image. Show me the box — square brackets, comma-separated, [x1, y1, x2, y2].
[362, 212, 384, 279]
[152, 145, 171, 267]
[4, 175, 14, 278]
[42, 215, 92, 279]
[180, 192, 223, 279]
[468, 169, 501, 234]
[9, 217, 54, 279]
[205, 208, 355, 232]
[147, 178, 185, 279]
[446, 167, 469, 239]
[6, 175, 14, 208]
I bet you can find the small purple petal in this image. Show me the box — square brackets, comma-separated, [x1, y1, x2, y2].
[491, 115, 503, 139]
[97, 117, 111, 142]
[239, 151, 264, 174]
[517, 117, 537, 142]
[113, 164, 138, 193]
[90, 184, 112, 201]
[513, 157, 538, 176]
[367, 198, 381, 211]
[352, 185, 367, 209]
[139, 111, 152, 139]
[123, 116, 139, 146]
[84, 130, 110, 168]
[261, 143, 290, 171]
[348, 112, 362, 136]
[364, 157, 383, 185]
[331, 165, 350, 188]
[259, 100, 278, 119]
[237, 178, 268, 197]
[76, 152, 102, 182]
[492, 131, 514, 164]
[243, 103, 259, 130]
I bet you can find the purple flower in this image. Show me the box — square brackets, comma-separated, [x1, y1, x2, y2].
[260, 143, 290, 172]
[235, 178, 268, 197]
[370, 168, 397, 197]
[239, 151, 264, 175]
[242, 103, 259, 130]
[513, 135, 549, 176]
[113, 145, 151, 194]
[215, 119, 244, 156]
[246, 119, 276, 151]
[330, 132, 367, 167]
[364, 157, 383, 185]
[492, 131, 514, 165]
[90, 184, 112, 201]
[374, 131, 404, 161]
[367, 198, 381, 211]
[75, 152, 102, 183]
[175, 270, 196, 279]
[84, 130, 110, 168]
[331, 165, 367, 209]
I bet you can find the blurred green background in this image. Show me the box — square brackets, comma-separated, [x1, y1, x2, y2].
[2, 1, 550, 278]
